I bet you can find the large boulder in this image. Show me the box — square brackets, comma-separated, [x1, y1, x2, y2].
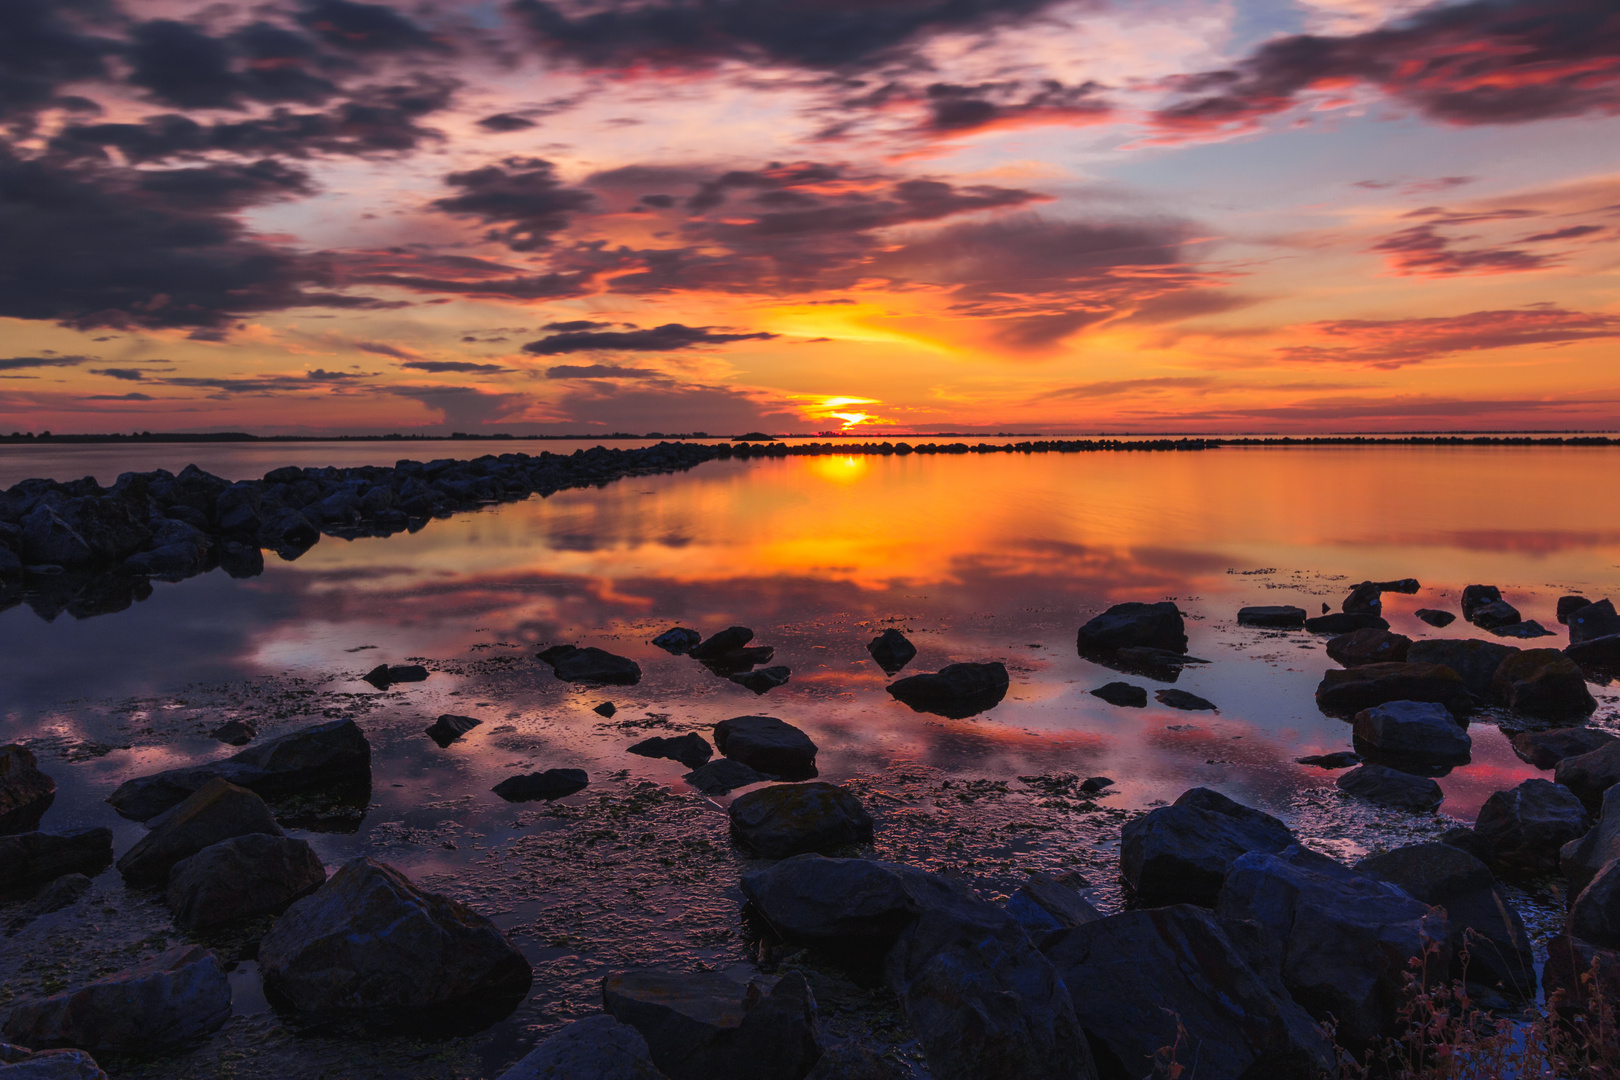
[107, 718, 372, 821]
[1470, 600, 1523, 630]
[0, 830, 111, 898]
[728, 783, 873, 859]
[629, 734, 713, 769]
[1562, 784, 1620, 897]
[1005, 873, 1102, 940]
[689, 627, 755, 660]
[602, 970, 822, 1080]
[712, 717, 817, 779]
[1355, 843, 1534, 999]
[1554, 740, 1620, 814]
[0, 745, 55, 833]
[1559, 595, 1594, 623]
[1043, 905, 1333, 1080]
[1216, 845, 1449, 1049]
[1351, 701, 1470, 768]
[1342, 581, 1383, 616]
[1314, 662, 1473, 717]
[165, 833, 327, 930]
[1119, 788, 1294, 907]
[1460, 585, 1503, 623]
[1510, 727, 1615, 770]
[259, 858, 531, 1027]
[866, 629, 917, 675]
[1543, 933, 1620, 1017]
[0, 1047, 109, 1079]
[740, 854, 963, 943]
[116, 777, 283, 888]
[1, 946, 231, 1054]
[1075, 601, 1186, 654]
[1569, 599, 1620, 644]
[1493, 650, 1597, 720]
[495, 1015, 668, 1080]
[1336, 764, 1444, 811]
[1473, 778, 1591, 877]
[1566, 634, 1620, 676]
[1237, 606, 1306, 629]
[1571, 860, 1620, 950]
[885, 662, 1008, 719]
[1405, 638, 1518, 701]
[539, 645, 642, 685]
[1327, 628, 1410, 667]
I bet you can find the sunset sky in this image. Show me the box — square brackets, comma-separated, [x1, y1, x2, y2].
[2, 0, 1618, 435]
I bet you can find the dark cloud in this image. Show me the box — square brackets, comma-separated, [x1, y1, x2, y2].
[0, 0, 118, 130]
[432, 156, 596, 250]
[354, 340, 414, 359]
[523, 322, 777, 354]
[133, 159, 315, 210]
[542, 319, 615, 331]
[1155, 0, 1620, 135]
[86, 392, 153, 400]
[90, 367, 145, 379]
[1276, 304, 1620, 368]
[126, 20, 247, 109]
[296, 0, 448, 53]
[478, 112, 537, 132]
[0, 355, 89, 371]
[1369, 224, 1552, 276]
[1521, 224, 1606, 242]
[306, 368, 363, 380]
[402, 359, 510, 373]
[544, 363, 663, 379]
[923, 79, 1111, 132]
[386, 384, 528, 428]
[338, 250, 597, 301]
[1036, 376, 1217, 400]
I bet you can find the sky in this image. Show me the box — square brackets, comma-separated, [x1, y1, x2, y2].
[0, 0, 1617, 436]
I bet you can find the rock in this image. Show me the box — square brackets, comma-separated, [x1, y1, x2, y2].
[866, 629, 917, 675]
[22, 873, 93, 917]
[1543, 932, 1620, 1016]
[0, 1048, 109, 1079]
[713, 716, 817, 779]
[0, 746, 55, 833]
[1153, 688, 1217, 711]
[539, 645, 642, 686]
[1554, 740, 1620, 813]
[1566, 633, 1620, 675]
[1561, 784, 1620, 897]
[362, 663, 429, 689]
[701, 646, 776, 675]
[1474, 778, 1590, 877]
[1005, 872, 1101, 939]
[1415, 608, 1455, 627]
[629, 733, 714, 769]
[1296, 751, 1360, 769]
[1327, 628, 1411, 667]
[1558, 596, 1593, 624]
[1314, 662, 1473, 717]
[1351, 700, 1471, 768]
[1236, 605, 1306, 628]
[731, 666, 791, 694]
[0, 829, 113, 897]
[258, 857, 532, 1026]
[107, 718, 372, 821]
[804, 1045, 905, 1080]
[1469, 599, 1523, 630]
[165, 833, 327, 930]
[1, 945, 231, 1054]
[652, 627, 702, 655]
[18, 507, 91, 567]
[116, 777, 284, 888]
[1088, 682, 1146, 707]
[1217, 844, 1449, 1049]
[1437, 826, 1499, 867]
[1303, 612, 1389, 635]
[885, 662, 1009, 719]
[1343, 581, 1383, 616]
[492, 769, 589, 802]
[1372, 578, 1421, 594]
[1460, 584, 1504, 622]
[1570, 599, 1620, 644]
[729, 783, 874, 858]
[1043, 905, 1333, 1080]
[1406, 638, 1519, 701]
[1510, 726, 1615, 769]
[1336, 764, 1443, 810]
[1493, 649, 1597, 720]
[209, 720, 256, 746]
[1119, 787, 1294, 907]
[1571, 859, 1620, 950]
[689, 626, 755, 660]
[495, 1015, 668, 1080]
[1075, 601, 1186, 654]
[595, 702, 617, 717]
[1355, 842, 1535, 999]
[683, 759, 768, 795]
[601, 970, 823, 1080]
[740, 854, 960, 943]
[1491, 620, 1555, 639]
[425, 714, 481, 747]
[1078, 776, 1113, 794]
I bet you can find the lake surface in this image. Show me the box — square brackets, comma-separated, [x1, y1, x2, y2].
[1, 443, 1615, 1077]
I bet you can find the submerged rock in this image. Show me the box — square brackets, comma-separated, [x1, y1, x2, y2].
[165, 833, 326, 931]
[731, 666, 791, 694]
[729, 783, 874, 859]
[1153, 688, 1217, 711]
[1406, 638, 1518, 701]
[683, 759, 767, 796]
[495, 1015, 668, 1080]
[1509, 726, 1615, 770]
[539, 645, 642, 686]
[362, 663, 429, 689]
[0, 829, 112, 897]
[1296, 751, 1361, 769]
[1326, 628, 1411, 667]
[689, 626, 755, 660]
[492, 769, 589, 802]
[1351, 701, 1471, 768]
[116, 777, 284, 889]
[651, 627, 702, 655]
[1336, 764, 1443, 811]
[1474, 778, 1590, 877]
[0, 745, 55, 834]
[1076, 601, 1186, 654]
[713, 716, 817, 779]
[700, 646, 776, 675]
[1415, 608, 1455, 627]
[1088, 682, 1146, 707]
[1236, 605, 1306, 629]
[1554, 740, 1620, 813]
[885, 662, 1009, 719]
[1120, 787, 1293, 907]
[1493, 649, 1596, 720]
[425, 714, 481, 747]
[1304, 612, 1389, 635]
[629, 733, 713, 769]
[1314, 662, 1472, 717]
[866, 629, 917, 675]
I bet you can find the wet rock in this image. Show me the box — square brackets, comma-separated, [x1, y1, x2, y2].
[731, 666, 791, 694]
[1327, 628, 1411, 667]
[539, 645, 642, 686]
[1153, 688, 1217, 711]
[1236, 605, 1306, 628]
[1005, 872, 1101, 939]
[1437, 826, 1499, 867]
[729, 782, 874, 859]
[1554, 740, 1620, 813]
[116, 777, 284, 888]
[495, 1015, 668, 1080]
[22, 873, 94, 918]
[602, 970, 823, 1080]
[1491, 620, 1555, 639]
[595, 702, 617, 717]
[107, 718, 372, 821]
[866, 629, 917, 675]
[492, 769, 589, 802]
[1415, 608, 1455, 627]
[683, 759, 767, 796]
[1336, 764, 1443, 811]
[1571, 859, 1620, 950]
[1296, 751, 1360, 769]
[1570, 599, 1620, 644]
[1510, 726, 1615, 770]
[1314, 662, 1473, 717]
[1558, 596, 1593, 624]
[1355, 842, 1535, 999]
[1078, 776, 1113, 794]
[0, 829, 113, 897]
[0, 746, 55, 834]
[1088, 682, 1146, 707]
[1406, 638, 1518, 701]
[1343, 581, 1383, 616]
[700, 646, 776, 675]
[165, 833, 327, 931]
[1373, 578, 1421, 594]
[1493, 649, 1597, 720]
[209, 720, 256, 746]
[713, 716, 817, 779]
[259, 857, 532, 1027]
[1303, 612, 1389, 635]
[1075, 601, 1186, 654]
[362, 663, 429, 689]
[1561, 785, 1620, 897]
[0, 1047, 109, 1080]
[652, 627, 702, 655]
[18, 507, 92, 567]
[1100, 646, 1212, 682]
[1352, 701, 1471, 768]
[740, 854, 957, 943]
[1217, 844, 1449, 1049]
[425, 714, 481, 747]
[1543, 932, 1620, 1017]
[885, 662, 1009, 719]
[1460, 584, 1504, 622]
[2, 945, 231, 1054]
[1469, 600, 1523, 631]
[1043, 905, 1333, 1080]
[1474, 778, 1590, 877]
[804, 1045, 905, 1080]
[629, 733, 713, 769]
[689, 626, 755, 660]
[1565, 633, 1620, 676]
[1119, 787, 1294, 907]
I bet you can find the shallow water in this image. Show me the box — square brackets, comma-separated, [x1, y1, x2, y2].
[2, 444, 1617, 1077]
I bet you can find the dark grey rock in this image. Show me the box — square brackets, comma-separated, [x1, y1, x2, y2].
[1559, 596, 1594, 624]
[209, 720, 256, 746]
[1296, 751, 1360, 769]
[495, 1015, 668, 1080]
[1571, 859, 1620, 950]
[1438, 826, 1499, 867]
[362, 663, 429, 689]
[1570, 599, 1620, 644]
[22, 873, 93, 917]
[0, 1047, 109, 1078]
[1562, 784, 1620, 897]
[740, 854, 958, 943]
[1470, 599, 1523, 630]
[1314, 662, 1473, 717]
[1554, 740, 1620, 813]
[1474, 778, 1591, 877]
[629, 733, 713, 769]
[1076, 601, 1186, 654]
[595, 702, 617, 717]
[652, 627, 702, 655]
[1543, 932, 1620, 1017]
[539, 645, 642, 686]
[492, 769, 589, 802]
[1494, 649, 1597, 720]
[1107, 647, 1211, 681]
[689, 626, 755, 660]
[1492, 620, 1555, 639]
[1460, 585, 1504, 622]
[1509, 727, 1614, 770]
[1352, 700, 1470, 767]
[866, 629, 917, 675]
[0, 829, 110, 898]
[1337, 764, 1443, 810]
[729, 783, 874, 859]
[804, 1045, 905, 1080]
[1372, 579, 1421, 594]
[1406, 638, 1519, 701]
[683, 759, 767, 796]
[425, 714, 481, 747]
[699, 646, 775, 675]
[1237, 605, 1306, 628]
[1088, 683, 1144, 710]
[1078, 776, 1113, 794]
[1304, 612, 1389, 635]
[731, 666, 791, 694]
[1154, 688, 1217, 711]
[1005, 872, 1101, 939]
[165, 833, 327, 930]
[1327, 628, 1411, 667]
[116, 777, 284, 888]
[0, 746, 55, 834]
[1415, 608, 1455, 627]
[1566, 633, 1620, 676]
[885, 662, 1009, 719]
[713, 716, 817, 779]
[1343, 581, 1383, 616]
[1120, 787, 1294, 907]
